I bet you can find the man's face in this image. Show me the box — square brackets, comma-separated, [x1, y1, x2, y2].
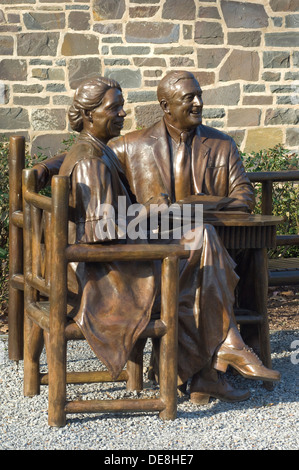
[90, 88, 126, 142]
[163, 78, 203, 131]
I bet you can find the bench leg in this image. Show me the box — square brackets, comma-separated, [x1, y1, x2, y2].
[126, 338, 147, 392]
[159, 256, 179, 420]
[23, 317, 43, 397]
[253, 248, 274, 391]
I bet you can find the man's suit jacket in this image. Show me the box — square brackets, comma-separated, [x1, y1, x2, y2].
[109, 119, 255, 212]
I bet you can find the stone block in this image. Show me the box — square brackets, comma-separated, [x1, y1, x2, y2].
[243, 95, 273, 105]
[93, 23, 122, 34]
[143, 70, 163, 77]
[13, 96, 50, 106]
[205, 120, 224, 128]
[219, 50, 259, 82]
[48, 68, 65, 81]
[31, 109, 66, 131]
[0, 59, 27, 81]
[227, 130, 245, 148]
[92, 0, 125, 20]
[104, 68, 142, 89]
[17, 33, 59, 56]
[270, 85, 299, 93]
[0, 0, 35, 3]
[53, 95, 73, 106]
[269, 0, 299, 12]
[221, 1, 268, 28]
[162, 0, 196, 19]
[61, 33, 99, 55]
[31, 68, 49, 80]
[272, 16, 283, 27]
[154, 46, 193, 55]
[46, 84, 66, 93]
[265, 108, 299, 125]
[202, 108, 225, 119]
[244, 128, 283, 152]
[194, 21, 223, 44]
[68, 57, 101, 89]
[0, 35, 13, 55]
[102, 37, 122, 44]
[197, 6, 221, 18]
[197, 48, 229, 68]
[276, 95, 299, 105]
[129, 6, 160, 17]
[285, 14, 299, 27]
[293, 51, 299, 66]
[285, 71, 299, 80]
[112, 46, 150, 55]
[170, 57, 194, 67]
[183, 25, 193, 40]
[0, 107, 29, 130]
[126, 22, 179, 43]
[31, 68, 65, 81]
[68, 11, 90, 30]
[30, 59, 52, 66]
[0, 83, 9, 105]
[265, 33, 299, 47]
[262, 72, 281, 81]
[227, 31, 261, 47]
[104, 59, 130, 66]
[263, 51, 290, 68]
[144, 79, 160, 87]
[23, 12, 65, 30]
[135, 104, 163, 129]
[193, 71, 215, 86]
[133, 57, 166, 67]
[127, 91, 157, 103]
[286, 128, 299, 147]
[13, 84, 43, 94]
[203, 84, 240, 105]
[31, 133, 71, 158]
[243, 85, 265, 93]
[227, 108, 261, 127]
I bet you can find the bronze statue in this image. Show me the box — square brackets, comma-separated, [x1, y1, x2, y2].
[34, 72, 280, 405]
[58, 77, 156, 379]
[109, 71, 280, 401]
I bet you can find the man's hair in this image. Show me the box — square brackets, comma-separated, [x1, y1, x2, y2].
[157, 71, 197, 104]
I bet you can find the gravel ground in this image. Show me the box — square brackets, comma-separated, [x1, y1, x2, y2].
[0, 329, 298, 451]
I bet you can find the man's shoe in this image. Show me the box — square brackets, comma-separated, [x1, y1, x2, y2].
[190, 372, 250, 405]
[213, 343, 280, 382]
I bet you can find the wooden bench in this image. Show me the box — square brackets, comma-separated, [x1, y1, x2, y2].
[247, 170, 299, 287]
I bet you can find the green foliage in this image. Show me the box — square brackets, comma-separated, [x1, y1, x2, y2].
[241, 144, 299, 258]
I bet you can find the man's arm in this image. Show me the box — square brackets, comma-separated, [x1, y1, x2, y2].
[226, 141, 255, 213]
[33, 152, 66, 191]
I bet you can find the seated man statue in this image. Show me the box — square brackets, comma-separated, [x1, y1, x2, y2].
[34, 71, 280, 405]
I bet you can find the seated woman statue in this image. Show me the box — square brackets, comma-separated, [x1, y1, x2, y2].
[59, 76, 156, 379]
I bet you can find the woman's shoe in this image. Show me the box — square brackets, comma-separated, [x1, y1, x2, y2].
[213, 343, 280, 382]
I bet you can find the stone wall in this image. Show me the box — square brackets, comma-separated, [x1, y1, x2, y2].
[0, 0, 298, 156]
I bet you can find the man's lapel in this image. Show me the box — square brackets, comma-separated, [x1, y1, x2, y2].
[149, 120, 172, 196]
[191, 126, 210, 194]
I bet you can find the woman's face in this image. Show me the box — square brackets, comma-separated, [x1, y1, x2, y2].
[87, 88, 126, 143]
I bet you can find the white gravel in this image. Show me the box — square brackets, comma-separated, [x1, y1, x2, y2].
[0, 330, 298, 451]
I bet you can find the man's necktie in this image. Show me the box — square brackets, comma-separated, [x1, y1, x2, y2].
[174, 131, 191, 201]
